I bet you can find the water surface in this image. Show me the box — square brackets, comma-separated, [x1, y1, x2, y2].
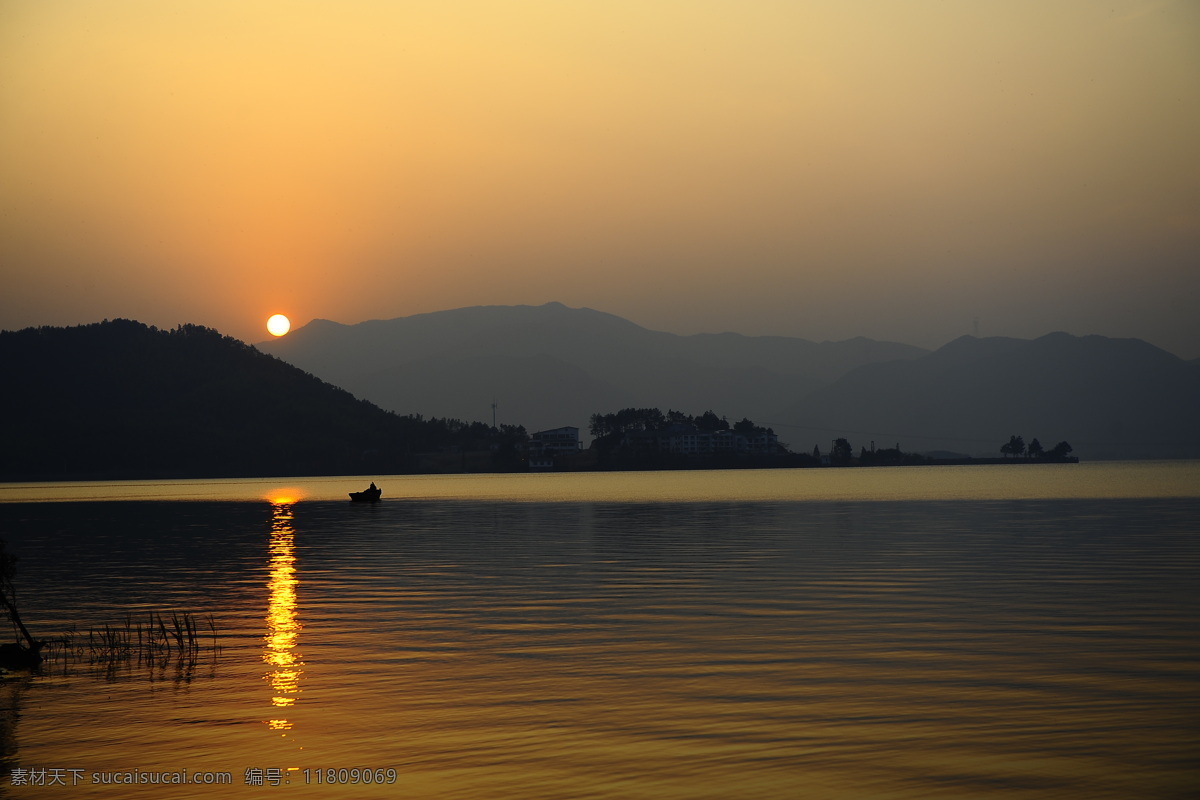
[2, 459, 1198, 504]
[1, 464, 1197, 798]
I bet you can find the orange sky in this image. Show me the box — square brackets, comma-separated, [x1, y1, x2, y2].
[2, 1, 1198, 357]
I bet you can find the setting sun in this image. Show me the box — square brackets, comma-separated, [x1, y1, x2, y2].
[266, 314, 291, 337]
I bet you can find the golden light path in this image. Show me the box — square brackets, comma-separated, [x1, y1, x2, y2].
[265, 500, 303, 734]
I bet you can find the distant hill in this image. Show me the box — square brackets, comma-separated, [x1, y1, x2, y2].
[0, 320, 467, 480]
[781, 332, 1200, 459]
[257, 302, 928, 434]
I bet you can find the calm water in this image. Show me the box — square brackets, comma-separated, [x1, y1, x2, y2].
[0, 463, 1197, 798]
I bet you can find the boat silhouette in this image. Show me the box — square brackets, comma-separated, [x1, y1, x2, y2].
[349, 482, 382, 502]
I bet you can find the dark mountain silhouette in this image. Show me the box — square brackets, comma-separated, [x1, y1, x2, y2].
[782, 332, 1200, 459]
[8, 313, 1188, 481]
[257, 302, 928, 433]
[0, 320, 486, 480]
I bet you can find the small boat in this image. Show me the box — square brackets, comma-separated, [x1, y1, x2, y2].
[349, 482, 382, 502]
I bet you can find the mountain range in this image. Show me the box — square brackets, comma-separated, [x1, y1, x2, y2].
[258, 302, 1200, 460]
[787, 332, 1200, 459]
[257, 302, 924, 439]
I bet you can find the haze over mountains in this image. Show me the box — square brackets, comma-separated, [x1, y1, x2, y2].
[788, 332, 1200, 460]
[259, 303, 1200, 460]
[258, 302, 925, 437]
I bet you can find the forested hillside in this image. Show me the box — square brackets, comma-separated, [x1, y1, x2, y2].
[0, 320, 513, 480]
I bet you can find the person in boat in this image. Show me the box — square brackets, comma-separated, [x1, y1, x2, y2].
[350, 482, 382, 501]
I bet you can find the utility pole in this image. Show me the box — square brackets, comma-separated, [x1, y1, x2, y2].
[491, 399, 498, 430]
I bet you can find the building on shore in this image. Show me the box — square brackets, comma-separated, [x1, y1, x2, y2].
[624, 424, 780, 458]
[528, 426, 582, 470]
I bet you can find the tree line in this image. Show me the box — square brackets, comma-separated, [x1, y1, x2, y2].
[1000, 435, 1073, 460]
[588, 408, 775, 448]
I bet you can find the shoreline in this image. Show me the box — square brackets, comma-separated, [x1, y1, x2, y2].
[1, 455, 1082, 484]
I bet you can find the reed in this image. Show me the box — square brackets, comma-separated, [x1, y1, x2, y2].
[50, 611, 220, 664]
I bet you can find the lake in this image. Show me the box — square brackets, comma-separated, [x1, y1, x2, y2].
[1, 462, 1198, 798]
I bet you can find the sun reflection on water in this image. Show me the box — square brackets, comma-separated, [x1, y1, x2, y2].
[265, 501, 303, 734]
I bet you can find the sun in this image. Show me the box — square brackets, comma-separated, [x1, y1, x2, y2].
[266, 314, 291, 337]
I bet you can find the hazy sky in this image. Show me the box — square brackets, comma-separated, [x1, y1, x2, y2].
[3, 1, 1198, 357]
